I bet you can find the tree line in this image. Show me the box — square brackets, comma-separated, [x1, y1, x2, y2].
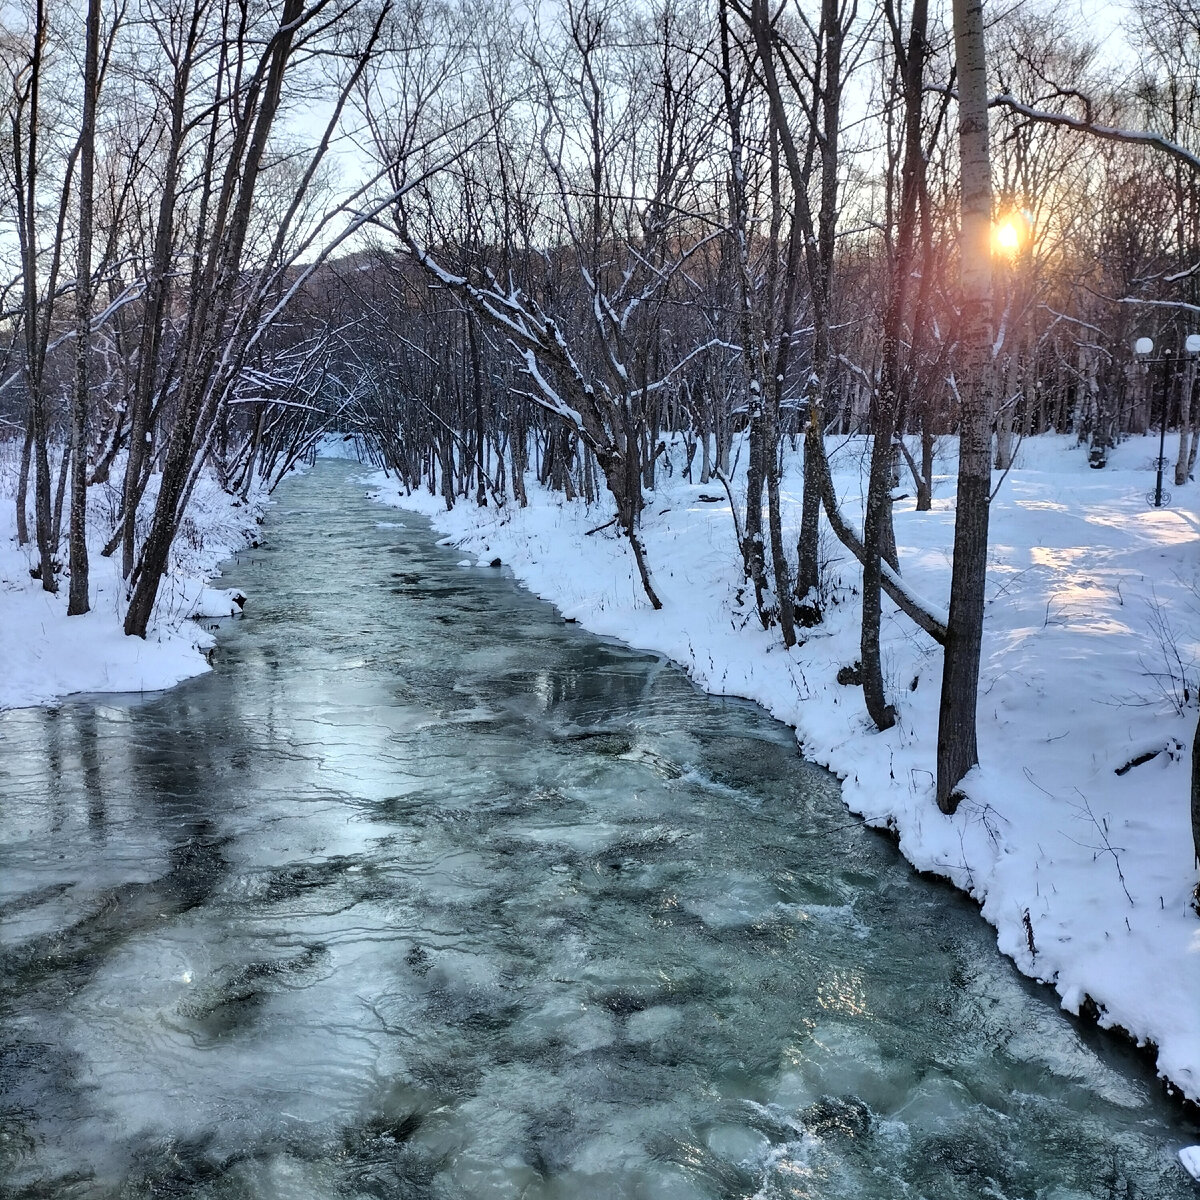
[3, 0, 1199, 863]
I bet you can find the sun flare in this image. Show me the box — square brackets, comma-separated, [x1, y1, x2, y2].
[995, 219, 1022, 254]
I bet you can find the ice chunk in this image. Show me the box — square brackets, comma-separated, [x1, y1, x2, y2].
[681, 871, 785, 928]
[705, 1123, 770, 1165]
[625, 1004, 683, 1043]
[190, 587, 246, 618]
[1180, 1146, 1200, 1181]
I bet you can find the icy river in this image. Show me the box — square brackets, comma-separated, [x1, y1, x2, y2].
[2, 461, 1197, 1199]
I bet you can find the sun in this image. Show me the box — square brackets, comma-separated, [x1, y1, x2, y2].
[995, 219, 1021, 254]
[993, 211, 1030, 257]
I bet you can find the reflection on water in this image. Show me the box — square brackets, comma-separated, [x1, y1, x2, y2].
[1, 462, 1195, 1199]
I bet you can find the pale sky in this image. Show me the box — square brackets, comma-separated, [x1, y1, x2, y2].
[1069, 0, 1137, 68]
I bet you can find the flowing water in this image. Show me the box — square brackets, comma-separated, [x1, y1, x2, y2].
[1, 461, 1196, 1200]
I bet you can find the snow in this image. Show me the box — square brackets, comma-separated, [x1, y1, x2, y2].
[313, 432, 370, 460]
[192, 587, 247, 618]
[0, 451, 267, 710]
[370, 432, 1200, 1110]
[1181, 1145, 1200, 1180]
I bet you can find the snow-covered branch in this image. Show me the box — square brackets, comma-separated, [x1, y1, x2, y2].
[990, 94, 1200, 175]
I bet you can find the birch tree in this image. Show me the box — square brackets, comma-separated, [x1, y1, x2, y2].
[936, 0, 993, 811]
[859, 0, 930, 731]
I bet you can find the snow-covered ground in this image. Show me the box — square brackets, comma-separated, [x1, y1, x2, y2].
[369, 432, 1200, 1110]
[0, 444, 266, 710]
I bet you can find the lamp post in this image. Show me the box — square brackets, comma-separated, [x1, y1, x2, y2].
[1133, 333, 1200, 507]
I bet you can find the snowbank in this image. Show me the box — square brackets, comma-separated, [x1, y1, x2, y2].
[314, 431, 373, 461]
[0, 448, 267, 710]
[370, 432, 1200, 1107]
[1181, 1145, 1200, 1180]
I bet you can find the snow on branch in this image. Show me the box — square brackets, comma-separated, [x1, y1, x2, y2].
[990, 94, 1200, 175]
[1116, 296, 1200, 317]
[0, 281, 145, 396]
[402, 231, 626, 454]
[643, 338, 740, 395]
[519, 349, 590, 438]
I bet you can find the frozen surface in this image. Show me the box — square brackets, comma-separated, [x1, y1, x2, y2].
[373, 433, 1200, 1112]
[2, 461, 1195, 1198]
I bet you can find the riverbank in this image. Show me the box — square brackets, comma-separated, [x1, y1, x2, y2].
[369, 432, 1200, 1118]
[8, 457, 1197, 1198]
[0, 448, 267, 710]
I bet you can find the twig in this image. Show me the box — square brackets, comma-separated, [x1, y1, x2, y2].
[1065, 790, 1134, 906]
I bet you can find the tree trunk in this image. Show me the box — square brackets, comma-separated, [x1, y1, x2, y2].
[1176, 360, 1195, 487]
[237, 407, 266, 499]
[1192, 707, 1200, 875]
[51, 442, 71, 555]
[511, 402, 528, 506]
[469, 317, 487, 506]
[795, 414, 823, 622]
[994, 354, 1018, 471]
[125, 0, 306, 637]
[920, 425, 935, 510]
[860, 0, 927, 731]
[1190, 705, 1200, 878]
[747, 0, 842, 628]
[120, 3, 199, 581]
[719, 0, 772, 630]
[68, 0, 102, 616]
[15, 424, 32, 546]
[937, 0, 994, 813]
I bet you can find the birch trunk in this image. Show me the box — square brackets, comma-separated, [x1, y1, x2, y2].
[936, 0, 994, 812]
[1175, 360, 1195, 487]
[862, 0, 929, 731]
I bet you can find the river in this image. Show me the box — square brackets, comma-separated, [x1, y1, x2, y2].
[1, 460, 1195, 1199]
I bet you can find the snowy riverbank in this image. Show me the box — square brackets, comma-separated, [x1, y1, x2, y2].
[369, 433, 1200, 1114]
[0, 447, 267, 710]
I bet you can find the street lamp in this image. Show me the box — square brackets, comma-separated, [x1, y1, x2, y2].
[1133, 333, 1200, 507]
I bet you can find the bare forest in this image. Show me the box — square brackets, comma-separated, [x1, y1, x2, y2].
[4, 0, 1200, 832]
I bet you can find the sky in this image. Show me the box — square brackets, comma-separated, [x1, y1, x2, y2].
[1070, 0, 1137, 67]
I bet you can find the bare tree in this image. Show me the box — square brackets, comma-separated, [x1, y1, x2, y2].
[381, 0, 729, 609]
[936, 0, 994, 812]
[66, 0, 104, 615]
[6, 0, 68, 591]
[858, 0, 931, 731]
[717, 0, 781, 636]
[123, 0, 394, 637]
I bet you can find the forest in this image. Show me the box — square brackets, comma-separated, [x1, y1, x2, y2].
[5, 1, 1200, 1185]
[6, 0, 1200, 817]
